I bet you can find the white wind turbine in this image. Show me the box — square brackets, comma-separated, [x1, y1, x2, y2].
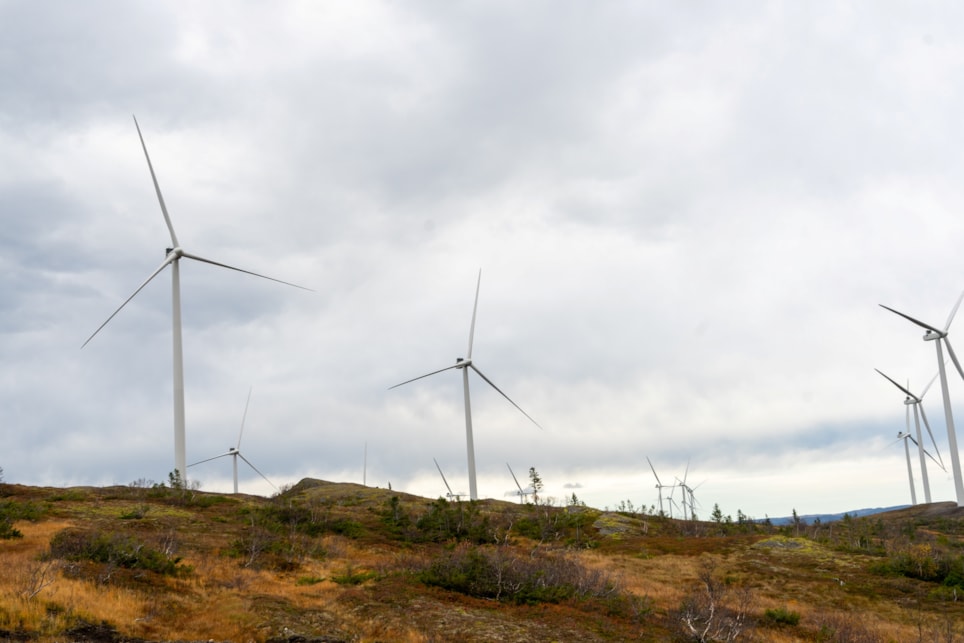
[881, 292, 964, 506]
[896, 431, 918, 505]
[875, 369, 945, 503]
[390, 270, 542, 501]
[646, 457, 675, 517]
[188, 387, 277, 494]
[675, 462, 703, 522]
[433, 458, 466, 501]
[890, 431, 943, 506]
[83, 116, 310, 480]
[504, 463, 535, 503]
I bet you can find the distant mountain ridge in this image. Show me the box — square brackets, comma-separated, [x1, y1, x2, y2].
[765, 505, 910, 526]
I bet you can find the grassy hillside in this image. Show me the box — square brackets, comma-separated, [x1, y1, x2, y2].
[0, 479, 962, 642]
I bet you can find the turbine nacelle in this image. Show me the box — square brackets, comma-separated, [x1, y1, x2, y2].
[455, 357, 472, 369]
[924, 330, 945, 341]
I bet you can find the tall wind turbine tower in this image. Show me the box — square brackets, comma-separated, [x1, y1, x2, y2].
[875, 369, 944, 503]
[881, 293, 964, 506]
[896, 432, 918, 505]
[84, 117, 310, 479]
[390, 270, 542, 500]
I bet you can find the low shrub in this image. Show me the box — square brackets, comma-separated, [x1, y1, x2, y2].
[296, 576, 325, 586]
[330, 567, 376, 586]
[420, 543, 620, 605]
[0, 517, 22, 539]
[47, 528, 185, 576]
[764, 606, 800, 626]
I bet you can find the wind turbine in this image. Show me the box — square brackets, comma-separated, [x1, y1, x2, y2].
[504, 462, 535, 503]
[896, 431, 918, 505]
[433, 458, 466, 501]
[646, 457, 674, 517]
[881, 292, 964, 506]
[890, 431, 944, 505]
[875, 369, 945, 503]
[187, 387, 277, 494]
[83, 116, 310, 480]
[675, 460, 703, 521]
[390, 270, 542, 500]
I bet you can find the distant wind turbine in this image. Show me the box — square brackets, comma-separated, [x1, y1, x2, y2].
[881, 292, 964, 506]
[896, 431, 918, 505]
[390, 270, 542, 500]
[83, 116, 310, 479]
[646, 457, 674, 517]
[188, 387, 277, 494]
[504, 463, 535, 503]
[675, 461, 703, 521]
[875, 369, 945, 503]
[433, 458, 466, 501]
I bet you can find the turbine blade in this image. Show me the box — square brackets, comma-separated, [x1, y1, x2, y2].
[180, 251, 312, 291]
[919, 368, 942, 399]
[506, 463, 523, 493]
[187, 452, 233, 467]
[922, 446, 945, 470]
[389, 363, 463, 389]
[943, 338, 964, 383]
[874, 368, 916, 399]
[467, 269, 481, 360]
[879, 304, 941, 334]
[433, 457, 454, 496]
[82, 254, 177, 348]
[237, 386, 253, 450]
[468, 364, 543, 430]
[133, 115, 179, 248]
[646, 457, 662, 486]
[944, 289, 964, 333]
[917, 405, 946, 470]
[237, 453, 278, 492]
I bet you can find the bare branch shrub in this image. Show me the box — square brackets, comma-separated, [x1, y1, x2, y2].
[16, 559, 59, 600]
[811, 611, 884, 642]
[419, 542, 633, 607]
[673, 557, 753, 642]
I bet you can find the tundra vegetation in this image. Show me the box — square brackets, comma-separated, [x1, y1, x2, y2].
[0, 476, 962, 642]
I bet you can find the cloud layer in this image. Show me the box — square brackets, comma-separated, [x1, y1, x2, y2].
[3, 2, 964, 518]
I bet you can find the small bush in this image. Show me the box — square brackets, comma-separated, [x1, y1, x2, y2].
[119, 505, 150, 520]
[330, 567, 376, 586]
[0, 500, 45, 540]
[0, 500, 46, 522]
[296, 576, 326, 586]
[47, 528, 185, 576]
[413, 498, 493, 544]
[813, 612, 883, 643]
[0, 517, 22, 539]
[420, 543, 621, 605]
[764, 606, 800, 626]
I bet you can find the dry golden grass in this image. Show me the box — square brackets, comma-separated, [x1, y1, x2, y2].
[2, 483, 963, 642]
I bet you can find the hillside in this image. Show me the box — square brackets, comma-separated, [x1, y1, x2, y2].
[1, 479, 962, 642]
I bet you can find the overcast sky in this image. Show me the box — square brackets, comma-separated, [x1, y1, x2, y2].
[6, 1, 964, 519]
